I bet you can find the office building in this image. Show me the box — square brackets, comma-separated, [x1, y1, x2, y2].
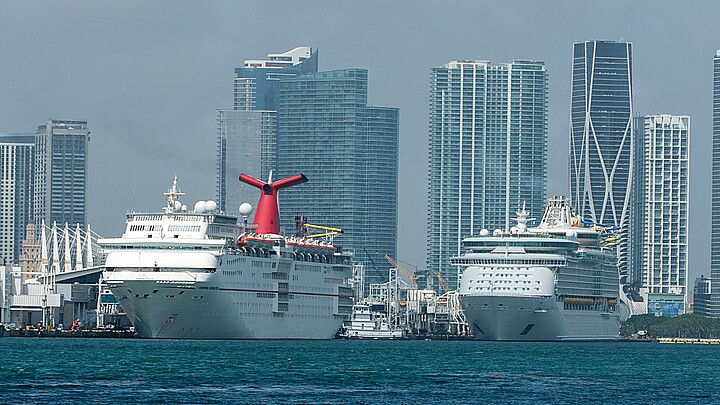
[0, 134, 35, 264]
[217, 47, 317, 213]
[569, 40, 634, 287]
[216, 110, 277, 215]
[276, 68, 399, 288]
[634, 114, 690, 316]
[34, 119, 90, 228]
[704, 50, 720, 317]
[427, 59, 548, 290]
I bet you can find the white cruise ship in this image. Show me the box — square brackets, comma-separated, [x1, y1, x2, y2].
[101, 175, 354, 339]
[453, 196, 620, 341]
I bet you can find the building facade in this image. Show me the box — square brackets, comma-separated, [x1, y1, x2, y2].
[569, 40, 634, 288]
[276, 68, 399, 288]
[635, 114, 690, 316]
[34, 120, 90, 228]
[0, 134, 35, 265]
[427, 59, 548, 290]
[216, 110, 277, 215]
[705, 50, 720, 317]
[217, 47, 317, 214]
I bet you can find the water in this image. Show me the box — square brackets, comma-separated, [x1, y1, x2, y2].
[0, 338, 717, 404]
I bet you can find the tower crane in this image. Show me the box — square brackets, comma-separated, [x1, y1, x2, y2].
[434, 272, 449, 293]
[385, 255, 418, 286]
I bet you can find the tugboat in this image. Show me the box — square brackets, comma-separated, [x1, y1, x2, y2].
[341, 303, 406, 339]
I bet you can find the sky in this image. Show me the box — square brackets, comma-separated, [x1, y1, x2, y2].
[1, 1, 718, 282]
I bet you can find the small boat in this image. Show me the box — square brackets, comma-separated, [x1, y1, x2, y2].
[341, 304, 406, 339]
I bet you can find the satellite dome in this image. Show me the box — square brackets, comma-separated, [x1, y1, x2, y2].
[173, 201, 182, 211]
[204, 200, 217, 212]
[239, 203, 253, 217]
[510, 226, 519, 234]
[479, 229, 489, 236]
[181, 204, 187, 212]
[565, 230, 577, 238]
[194, 201, 206, 213]
[493, 229, 502, 236]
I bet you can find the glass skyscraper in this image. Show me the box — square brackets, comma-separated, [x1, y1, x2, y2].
[0, 134, 35, 264]
[704, 50, 720, 317]
[569, 40, 633, 287]
[634, 115, 690, 316]
[34, 119, 89, 228]
[276, 69, 399, 288]
[427, 59, 548, 290]
[217, 47, 318, 214]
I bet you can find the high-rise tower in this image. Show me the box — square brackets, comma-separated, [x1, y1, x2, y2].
[634, 115, 690, 316]
[704, 50, 720, 317]
[34, 119, 89, 228]
[0, 134, 35, 264]
[217, 47, 317, 215]
[276, 68, 399, 288]
[569, 40, 633, 286]
[427, 59, 548, 290]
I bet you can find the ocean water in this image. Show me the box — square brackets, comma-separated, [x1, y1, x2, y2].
[0, 338, 718, 404]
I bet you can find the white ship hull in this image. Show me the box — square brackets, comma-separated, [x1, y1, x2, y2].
[104, 254, 351, 340]
[460, 295, 619, 341]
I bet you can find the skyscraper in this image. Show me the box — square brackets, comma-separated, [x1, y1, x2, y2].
[635, 114, 690, 316]
[216, 110, 276, 215]
[276, 68, 399, 288]
[34, 119, 89, 228]
[705, 50, 720, 317]
[569, 40, 633, 286]
[427, 59, 548, 290]
[0, 134, 35, 264]
[217, 47, 318, 214]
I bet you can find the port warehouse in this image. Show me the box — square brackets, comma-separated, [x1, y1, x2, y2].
[0, 261, 128, 330]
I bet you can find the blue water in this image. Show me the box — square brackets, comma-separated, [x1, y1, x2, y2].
[0, 338, 717, 404]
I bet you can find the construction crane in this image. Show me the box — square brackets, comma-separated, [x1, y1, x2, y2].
[385, 255, 418, 286]
[434, 272, 449, 293]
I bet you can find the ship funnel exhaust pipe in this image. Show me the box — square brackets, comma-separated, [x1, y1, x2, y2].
[239, 173, 308, 234]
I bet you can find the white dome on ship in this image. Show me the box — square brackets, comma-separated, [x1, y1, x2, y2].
[205, 200, 217, 212]
[479, 229, 489, 236]
[194, 200, 206, 213]
[173, 201, 182, 211]
[493, 229, 502, 236]
[565, 230, 577, 238]
[239, 203, 253, 217]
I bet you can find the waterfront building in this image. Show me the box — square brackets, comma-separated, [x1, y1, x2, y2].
[217, 47, 317, 214]
[706, 50, 720, 318]
[216, 110, 276, 215]
[0, 134, 35, 265]
[569, 40, 634, 291]
[694, 275, 712, 315]
[276, 68, 399, 288]
[427, 59, 548, 290]
[33, 119, 90, 228]
[634, 114, 690, 316]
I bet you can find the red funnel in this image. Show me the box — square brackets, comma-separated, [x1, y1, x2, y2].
[239, 173, 308, 234]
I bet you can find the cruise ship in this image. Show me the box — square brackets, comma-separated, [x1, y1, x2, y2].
[453, 196, 620, 341]
[101, 174, 354, 339]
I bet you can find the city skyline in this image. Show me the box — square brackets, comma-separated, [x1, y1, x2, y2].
[0, 2, 717, 285]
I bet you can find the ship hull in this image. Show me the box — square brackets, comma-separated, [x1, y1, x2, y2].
[460, 295, 619, 341]
[104, 255, 351, 340]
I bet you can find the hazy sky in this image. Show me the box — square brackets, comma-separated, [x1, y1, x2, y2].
[1, 1, 718, 281]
